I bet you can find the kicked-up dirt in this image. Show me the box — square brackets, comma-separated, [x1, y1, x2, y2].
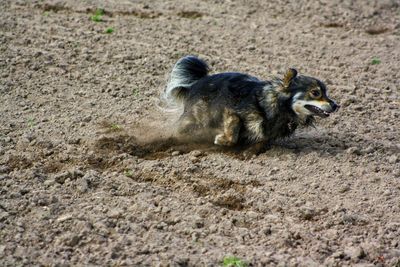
[1, 0, 400, 266]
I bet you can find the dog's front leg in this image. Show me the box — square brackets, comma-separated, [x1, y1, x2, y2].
[214, 108, 241, 146]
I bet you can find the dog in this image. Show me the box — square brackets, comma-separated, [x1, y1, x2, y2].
[163, 55, 339, 152]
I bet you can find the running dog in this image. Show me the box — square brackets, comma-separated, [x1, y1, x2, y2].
[163, 55, 339, 151]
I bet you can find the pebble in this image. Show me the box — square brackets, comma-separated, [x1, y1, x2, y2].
[65, 234, 81, 247]
[83, 115, 92, 123]
[0, 211, 9, 222]
[56, 214, 73, 223]
[0, 165, 10, 173]
[54, 172, 70, 184]
[193, 218, 204, 229]
[190, 150, 202, 157]
[299, 206, 317, 220]
[155, 221, 168, 230]
[342, 214, 367, 225]
[388, 155, 398, 164]
[77, 179, 89, 193]
[262, 226, 272, 235]
[383, 190, 392, 196]
[346, 147, 362, 155]
[268, 167, 279, 175]
[344, 246, 366, 260]
[339, 185, 351, 193]
[108, 209, 124, 219]
[54, 168, 84, 184]
[67, 137, 81, 145]
[341, 96, 356, 107]
[171, 151, 180, 156]
[331, 251, 345, 259]
[43, 178, 56, 186]
[363, 146, 375, 154]
[0, 174, 10, 180]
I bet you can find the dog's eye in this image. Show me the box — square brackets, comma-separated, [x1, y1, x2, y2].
[310, 89, 321, 98]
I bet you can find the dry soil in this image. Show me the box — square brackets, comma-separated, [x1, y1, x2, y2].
[1, 0, 400, 266]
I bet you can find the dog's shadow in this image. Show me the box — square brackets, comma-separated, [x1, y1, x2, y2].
[274, 133, 348, 156]
[92, 130, 355, 161]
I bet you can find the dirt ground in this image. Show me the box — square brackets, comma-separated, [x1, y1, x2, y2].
[1, 0, 400, 266]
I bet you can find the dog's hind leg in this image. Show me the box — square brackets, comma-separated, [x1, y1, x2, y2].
[214, 108, 241, 146]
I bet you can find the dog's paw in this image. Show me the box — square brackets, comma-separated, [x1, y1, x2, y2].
[214, 134, 234, 146]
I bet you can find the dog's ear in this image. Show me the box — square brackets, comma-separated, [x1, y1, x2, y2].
[282, 68, 298, 88]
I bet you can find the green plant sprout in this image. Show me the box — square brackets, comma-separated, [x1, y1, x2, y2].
[91, 8, 105, 22]
[27, 118, 35, 128]
[124, 170, 134, 178]
[371, 58, 381, 65]
[223, 256, 248, 267]
[132, 88, 139, 96]
[110, 123, 122, 131]
[105, 27, 114, 34]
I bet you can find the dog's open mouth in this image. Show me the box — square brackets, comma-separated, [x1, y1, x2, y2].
[305, 105, 330, 118]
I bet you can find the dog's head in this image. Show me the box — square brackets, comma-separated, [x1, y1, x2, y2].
[281, 68, 339, 119]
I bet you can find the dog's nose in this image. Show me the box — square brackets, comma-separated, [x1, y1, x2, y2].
[330, 101, 340, 111]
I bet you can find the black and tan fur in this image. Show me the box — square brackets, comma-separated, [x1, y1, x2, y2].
[163, 56, 339, 151]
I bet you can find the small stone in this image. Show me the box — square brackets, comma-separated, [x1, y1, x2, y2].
[363, 146, 375, 154]
[70, 168, 84, 179]
[190, 156, 200, 163]
[342, 213, 367, 225]
[193, 219, 204, 229]
[346, 147, 362, 155]
[383, 190, 392, 196]
[54, 171, 70, 184]
[171, 151, 180, 156]
[0, 211, 9, 222]
[56, 214, 73, 223]
[108, 209, 124, 219]
[269, 167, 279, 175]
[0, 165, 10, 173]
[344, 246, 366, 260]
[83, 116, 92, 123]
[44, 178, 56, 186]
[339, 185, 351, 193]
[0, 174, 10, 180]
[332, 251, 345, 259]
[155, 221, 168, 230]
[77, 179, 89, 193]
[0, 245, 5, 257]
[341, 97, 356, 107]
[67, 137, 81, 145]
[299, 206, 317, 220]
[388, 155, 398, 164]
[190, 150, 202, 157]
[387, 249, 400, 260]
[23, 133, 35, 142]
[66, 235, 80, 247]
[209, 224, 218, 233]
[191, 232, 200, 242]
[263, 226, 272, 235]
